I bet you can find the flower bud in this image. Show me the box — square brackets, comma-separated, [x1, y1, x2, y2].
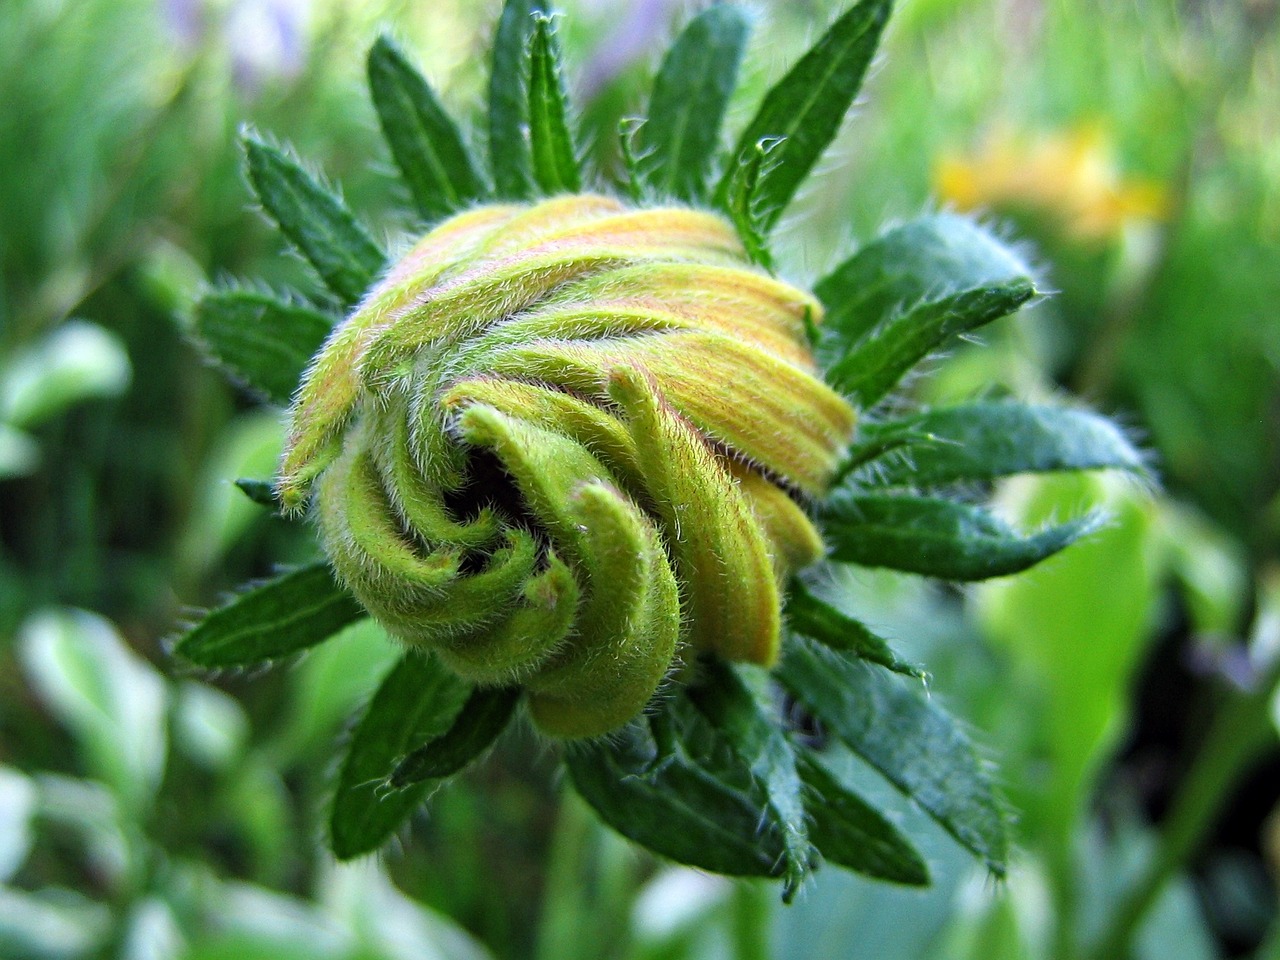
[279, 194, 856, 737]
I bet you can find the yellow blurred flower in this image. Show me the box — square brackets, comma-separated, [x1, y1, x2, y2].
[936, 124, 1169, 242]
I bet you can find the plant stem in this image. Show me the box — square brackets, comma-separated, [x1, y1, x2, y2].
[728, 882, 772, 960]
[1087, 664, 1279, 960]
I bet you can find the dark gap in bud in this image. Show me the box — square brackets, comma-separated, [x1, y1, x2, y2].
[717, 441, 810, 503]
[444, 448, 546, 577]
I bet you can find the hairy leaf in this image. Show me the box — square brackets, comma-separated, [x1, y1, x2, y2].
[689, 661, 812, 901]
[850, 402, 1147, 487]
[828, 281, 1036, 408]
[638, 4, 749, 201]
[715, 0, 892, 231]
[329, 653, 472, 859]
[816, 213, 1033, 345]
[242, 136, 385, 307]
[527, 15, 580, 194]
[390, 686, 520, 788]
[778, 636, 1008, 874]
[489, 0, 549, 198]
[798, 750, 929, 885]
[368, 35, 487, 222]
[175, 565, 365, 668]
[786, 577, 922, 677]
[566, 708, 787, 878]
[822, 493, 1102, 580]
[725, 139, 775, 269]
[194, 289, 333, 405]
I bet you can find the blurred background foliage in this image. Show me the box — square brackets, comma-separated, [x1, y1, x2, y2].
[0, 0, 1276, 957]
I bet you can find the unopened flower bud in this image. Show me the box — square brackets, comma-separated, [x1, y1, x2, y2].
[279, 194, 856, 737]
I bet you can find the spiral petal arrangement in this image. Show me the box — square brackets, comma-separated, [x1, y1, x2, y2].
[279, 194, 856, 737]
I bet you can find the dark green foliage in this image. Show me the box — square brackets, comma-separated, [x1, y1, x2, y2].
[526, 15, 581, 194]
[798, 750, 930, 885]
[234, 478, 279, 509]
[786, 577, 921, 677]
[329, 653, 473, 859]
[688, 661, 813, 901]
[390, 686, 520, 788]
[778, 636, 1009, 875]
[367, 35, 488, 222]
[816, 214, 1036, 407]
[565, 711, 794, 879]
[489, 0, 550, 198]
[174, 565, 365, 668]
[243, 135, 386, 307]
[194, 289, 334, 405]
[637, 4, 750, 201]
[827, 281, 1036, 407]
[822, 493, 1102, 580]
[849, 402, 1147, 487]
[724, 138, 775, 269]
[716, 0, 893, 231]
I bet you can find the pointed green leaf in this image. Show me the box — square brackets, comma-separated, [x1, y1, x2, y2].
[243, 135, 385, 307]
[489, 0, 549, 198]
[566, 705, 787, 878]
[688, 661, 812, 902]
[848, 402, 1147, 487]
[638, 4, 750, 201]
[175, 565, 365, 668]
[786, 577, 922, 677]
[815, 214, 1036, 405]
[715, 0, 892, 231]
[816, 213, 1033, 345]
[617, 117, 644, 201]
[527, 15, 580, 194]
[234, 478, 279, 510]
[821, 493, 1102, 580]
[329, 653, 472, 859]
[368, 35, 487, 222]
[778, 635, 1008, 875]
[829, 280, 1036, 408]
[194, 289, 334, 405]
[390, 685, 520, 788]
[798, 750, 929, 885]
[725, 139, 775, 269]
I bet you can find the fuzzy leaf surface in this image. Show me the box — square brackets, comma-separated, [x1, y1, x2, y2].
[850, 402, 1147, 487]
[175, 565, 365, 668]
[243, 136, 385, 307]
[828, 281, 1035, 408]
[786, 577, 921, 677]
[778, 636, 1008, 875]
[725, 139, 774, 269]
[390, 686, 520, 788]
[816, 213, 1032, 345]
[798, 750, 930, 885]
[368, 35, 487, 222]
[329, 653, 472, 859]
[715, 0, 892, 231]
[822, 493, 1101, 580]
[566, 708, 786, 878]
[688, 661, 812, 901]
[489, 0, 549, 198]
[638, 4, 749, 201]
[194, 289, 333, 405]
[527, 15, 580, 194]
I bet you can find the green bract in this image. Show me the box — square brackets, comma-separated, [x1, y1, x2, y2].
[179, 0, 1146, 897]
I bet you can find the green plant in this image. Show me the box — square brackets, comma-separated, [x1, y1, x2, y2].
[176, 0, 1145, 902]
